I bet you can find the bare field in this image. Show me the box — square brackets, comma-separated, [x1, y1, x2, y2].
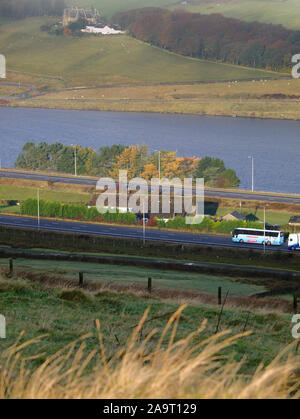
[16, 77, 300, 120]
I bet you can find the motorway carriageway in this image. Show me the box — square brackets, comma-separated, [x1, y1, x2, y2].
[0, 214, 289, 252]
[1, 170, 300, 205]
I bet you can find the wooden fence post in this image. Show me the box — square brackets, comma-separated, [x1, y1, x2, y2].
[9, 258, 13, 276]
[79, 272, 84, 287]
[148, 277, 152, 294]
[293, 294, 298, 314]
[218, 287, 222, 306]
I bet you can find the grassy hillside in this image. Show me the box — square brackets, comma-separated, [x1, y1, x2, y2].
[169, 0, 300, 30]
[0, 18, 280, 87]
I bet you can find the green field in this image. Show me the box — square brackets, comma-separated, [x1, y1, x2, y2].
[168, 0, 300, 30]
[0, 257, 265, 296]
[0, 272, 292, 376]
[0, 18, 280, 87]
[0, 185, 91, 205]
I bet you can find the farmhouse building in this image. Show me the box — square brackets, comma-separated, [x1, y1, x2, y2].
[81, 26, 124, 35]
[289, 216, 300, 226]
[63, 7, 101, 27]
[222, 211, 246, 222]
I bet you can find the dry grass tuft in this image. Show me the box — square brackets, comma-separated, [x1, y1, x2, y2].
[0, 306, 299, 399]
[59, 289, 91, 303]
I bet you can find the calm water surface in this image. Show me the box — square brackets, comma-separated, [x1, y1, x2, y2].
[0, 107, 299, 194]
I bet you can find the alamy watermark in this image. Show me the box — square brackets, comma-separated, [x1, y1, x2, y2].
[292, 54, 300, 79]
[0, 54, 6, 79]
[0, 314, 6, 339]
[96, 170, 204, 225]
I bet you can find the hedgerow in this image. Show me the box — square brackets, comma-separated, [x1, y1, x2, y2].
[20, 199, 137, 224]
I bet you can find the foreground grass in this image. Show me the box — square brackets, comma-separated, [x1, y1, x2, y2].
[1, 308, 299, 399]
[0, 274, 294, 381]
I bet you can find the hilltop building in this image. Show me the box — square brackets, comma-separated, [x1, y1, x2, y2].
[63, 7, 101, 27]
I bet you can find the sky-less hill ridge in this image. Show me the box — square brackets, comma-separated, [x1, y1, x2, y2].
[0, 18, 279, 87]
[69, 0, 300, 29]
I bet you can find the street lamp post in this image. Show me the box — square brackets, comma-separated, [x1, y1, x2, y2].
[142, 199, 146, 246]
[158, 150, 161, 181]
[74, 145, 77, 177]
[37, 186, 45, 231]
[37, 188, 40, 230]
[248, 156, 254, 192]
[71, 144, 77, 177]
[154, 149, 161, 181]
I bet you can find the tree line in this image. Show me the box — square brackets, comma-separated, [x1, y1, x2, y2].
[0, 0, 66, 19]
[112, 8, 300, 71]
[15, 142, 240, 188]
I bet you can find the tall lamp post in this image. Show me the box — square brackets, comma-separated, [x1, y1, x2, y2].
[37, 188, 40, 231]
[263, 205, 269, 255]
[37, 186, 45, 231]
[248, 156, 254, 192]
[143, 199, 146, 246]
[154, 149, 161, 181]
[71, 144, 77, 177]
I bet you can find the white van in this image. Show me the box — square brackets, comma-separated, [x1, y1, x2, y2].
[288, 234, 300, 251]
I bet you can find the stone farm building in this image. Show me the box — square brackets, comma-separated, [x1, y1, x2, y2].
[289, 216, 300, 227]
[63, 7, 101, 27]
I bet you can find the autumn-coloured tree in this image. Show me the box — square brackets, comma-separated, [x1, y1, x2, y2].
[141, 163, 159, 180]
[177, 156, 201, 179]
[110, 144, 149, 179]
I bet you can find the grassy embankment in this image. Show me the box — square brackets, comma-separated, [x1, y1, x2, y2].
[1, 224, 300, 273]
[2, 18, 300, 119]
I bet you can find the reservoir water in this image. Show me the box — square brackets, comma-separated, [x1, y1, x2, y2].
[0, 107, 299, 194]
